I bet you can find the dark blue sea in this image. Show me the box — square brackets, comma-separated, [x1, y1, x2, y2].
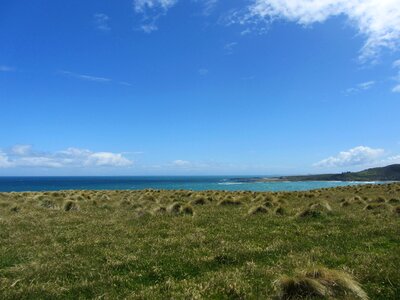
[0, 176, 383, 192]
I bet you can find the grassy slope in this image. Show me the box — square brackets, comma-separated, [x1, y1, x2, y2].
[0, 184, 399, 299]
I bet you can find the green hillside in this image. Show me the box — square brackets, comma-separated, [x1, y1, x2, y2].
[279, 164, 400, 181]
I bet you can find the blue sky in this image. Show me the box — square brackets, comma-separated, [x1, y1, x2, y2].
[0, 0, 400, 175]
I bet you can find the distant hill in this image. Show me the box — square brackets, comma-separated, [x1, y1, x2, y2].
[277, 164, 400, 182]
[233, 164, 400, 182]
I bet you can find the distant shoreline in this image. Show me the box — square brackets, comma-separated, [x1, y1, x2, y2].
[232, 164, 400, 183]
[230, 177, 397, 183]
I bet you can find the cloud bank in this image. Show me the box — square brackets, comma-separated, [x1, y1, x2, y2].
[242, 0, 400, 62]
[0, 146, 133, 169]
[314, 146, 387, 168]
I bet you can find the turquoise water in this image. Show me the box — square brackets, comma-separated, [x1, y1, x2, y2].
[0, 176, 384, 192]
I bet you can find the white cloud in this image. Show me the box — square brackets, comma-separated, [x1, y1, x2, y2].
[392, 84, 400, 93]
[193, 0, 218, 16]
[94, 13, 111, 32]
[172, 159, 191, 166]
[0, 65, 15, 72]
[345, 80, 375, 94]
[16, 157, 64, 168]
[385, 155, 400, 164]
[60, 70, 111, 83]
[357, 81, 375, 90]
[140, 24, 158, 33]
[0, 152, 12, 168]
[224, 42, 238, 55]
[314, 146, 385, 168]
[133, 0, 218, 32]
[134, 0, 177, 13]
[133, 0, 178, 32]
[11, 144, 32, 156]
[85, 152, 132, 167]
[0, 146, 133, 169]
[392, 59, 400, 92]
[240, 0, 400, 62]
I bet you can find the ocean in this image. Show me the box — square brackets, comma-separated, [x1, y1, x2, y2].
[0, 176, 382, 192]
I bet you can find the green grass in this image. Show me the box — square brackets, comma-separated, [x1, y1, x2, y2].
[0, 183, 399, 299]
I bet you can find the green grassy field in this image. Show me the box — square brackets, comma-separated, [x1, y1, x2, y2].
[1, 183, 400, 299]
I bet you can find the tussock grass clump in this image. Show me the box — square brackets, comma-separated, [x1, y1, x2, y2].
[274, 206, 286, 216]
[253, 195, 264, 202]
[264, 194, 277, 203]
[248, 205, 268, 215]
[352, 197, 366, 205]
[141, 194, 156, 203]
[275, 267, 369, 300]
[218, 199, 242, 206]
[119, 199, 131, 207]
[392, 205, 400, 215]
[190, 197, 207, 205]
[167, 202, 182, 214]
[388, 198, 400, 204]
[238, 195, 251, 203]
[370, 196, 386, 203]
[152, 206, 167, 215]
[297, 208, 323, 218]
[75, 195, 85, 201]
[304, 192, 316, 199]
[180, 205, 194, 216]
[363, 203, 387, 211]
[297, 202, 332, 218]
[39, 198, 57, 209]
[63, 200, 79, 212]
[263, 199, 276, 208]
[340, 200, 351, 207]
[310, 201, 332, 212]
[99, 194, 110, 201]
[277, 198, 288, 205]
[10, 205, 20, 212]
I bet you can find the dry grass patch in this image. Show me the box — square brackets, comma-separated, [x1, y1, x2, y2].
[180, 205, 194, 216]
[363, 203, 388, 211]
[152, 206, 167, 215]
[248, 205, 269, 215]
[63, 200, 79, 211]
[167, 202, 182, 214]
[218, 199, 242, 206]
[388, 198, 400, 204]
[190, 197, 207, 205]
[275, 267, 369, 300]
[340, 200, 351, 207]
[274, 206, 286, 216]
[393, 205, 400, 216]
